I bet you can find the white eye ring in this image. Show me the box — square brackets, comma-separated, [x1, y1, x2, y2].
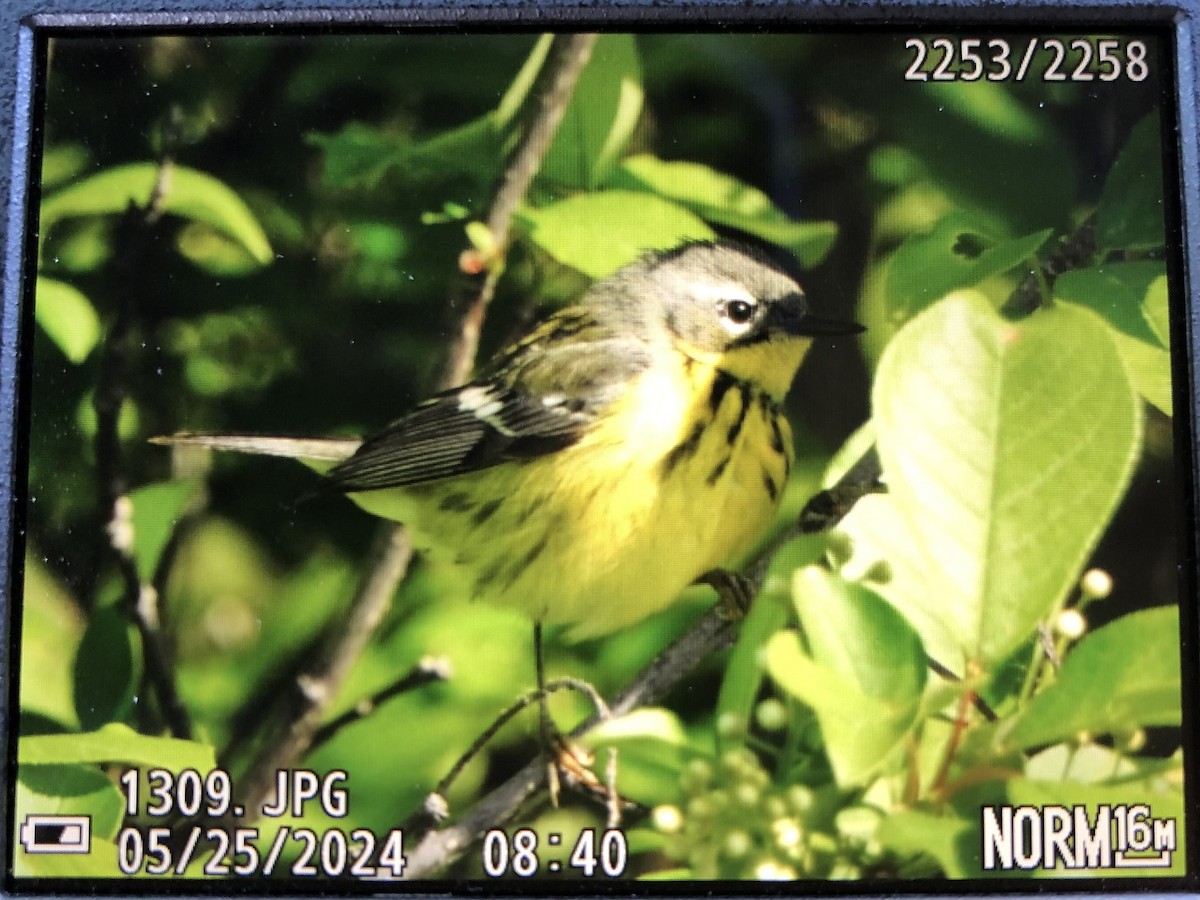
[718, 297, 758, 333]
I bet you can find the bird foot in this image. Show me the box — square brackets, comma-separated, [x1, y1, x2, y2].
[697, 568, 757, 619]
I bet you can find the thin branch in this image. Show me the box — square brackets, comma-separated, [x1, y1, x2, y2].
[403, 450, 882, 878]
[440, 33, 598, 388]
[227, 524, 412, 821]
[307, 656, 452, 755]
[93, 163, 192, 740]
[424, 676, 609, 815]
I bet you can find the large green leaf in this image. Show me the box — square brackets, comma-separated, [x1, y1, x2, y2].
[72, 608, 142, 730]
[539, 35, 642, 190]
[1002, 607, 1182, 750]
[1055, 261, 1168, 348]
[515, 190, 715, 278]
[1095, 114, 1165, 252]
[34, 277, 101, 364]
[609, 155, 837, 267]
[19, 552, 85, 727]
[869, 293, 1140, 667]
[885, 214, 1052, 315]
[309, 116, 502, 191]
[19, 723, 216, 771]
[40, 162, 273, 266]
[128, 478, 203, 584]
[12, 839, 123, 879]
[765, 567, 925, 785]
[13, 764, 126, 877]
[581, 707, 689, 807]
[832, 490, 965, 669]
[877, 810, 975, 878]
[16, 764, 125, 840]
[792, 567, 926, 706]
[309, 34, 630, 194]
[1056, 262, 1172, 416]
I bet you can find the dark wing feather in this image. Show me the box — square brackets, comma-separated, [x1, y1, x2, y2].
[323, 333, 652, 493]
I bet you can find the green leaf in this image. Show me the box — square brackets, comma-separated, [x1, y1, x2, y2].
[46, 218, 112, 273]
[765, 568, 924, 785]
[539, 35, 643, 190]
[584, 707, 688, 747]
[40, 162, 273, 266]
[34, 277, 101, 364]
[176, 222, 263, 276]
[1054, 261, 1168, 348]
[1002, 607, 1182, 750]
[1060, 264, 1171, 420]
[792, 567, 926, 705]
[515, 190, 715, 278]
[1056, 262, 1172, 416]
[580, 707, 690, 805]
[870, 293, 1140, 666]
[822, 420, 877, 490]
[128, 479, 203, 583]
[496, 34, 554, 128]
[715, 586, 792, 750]
[610, 155, 837, 267]
[12, 837, 124, 879]
[19, 723, 216, 771]
[877, 810, 975, 878]
[312, 117, 503, 192]
[40, 142, 90, 189]
[19, 552, 86, 727]
[1095, 114, 1165, 252]
[885, 214, 1052, 315]
[307, 123, 411, 189]
[16, 764, 125, 840]
[72, 608, 142, 730]
[1142, 270, 1171, 347]
[832, 493, 962, 670]
[13, 763, 127, 877]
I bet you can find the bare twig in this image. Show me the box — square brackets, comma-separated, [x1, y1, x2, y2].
[425, 676, 610, 815]
[93, 162, 192, 740]
[307, 656, 452, 755]
[440, 33, 598, 388]
[403, 451, 879, 877]
[228, 524, 412, 820]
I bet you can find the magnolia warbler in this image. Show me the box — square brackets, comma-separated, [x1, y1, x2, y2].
[161, 242, 861, 638]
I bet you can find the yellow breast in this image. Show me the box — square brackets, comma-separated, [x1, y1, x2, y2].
[356, 355, 793, 638]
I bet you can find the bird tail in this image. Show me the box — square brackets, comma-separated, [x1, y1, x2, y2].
[149, 433, 361, 464]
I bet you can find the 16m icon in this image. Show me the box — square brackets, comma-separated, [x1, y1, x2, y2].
[981, 804, 1177, 871]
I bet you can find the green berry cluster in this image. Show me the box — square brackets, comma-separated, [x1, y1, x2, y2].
[651, 746, 889, 880]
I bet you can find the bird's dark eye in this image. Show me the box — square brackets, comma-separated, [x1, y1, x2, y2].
[725, 299, 755, 324]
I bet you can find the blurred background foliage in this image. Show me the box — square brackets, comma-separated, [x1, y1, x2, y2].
[15, 30, 1184, 881]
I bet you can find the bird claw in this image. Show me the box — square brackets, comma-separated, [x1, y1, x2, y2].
[697, 569, 757, 619]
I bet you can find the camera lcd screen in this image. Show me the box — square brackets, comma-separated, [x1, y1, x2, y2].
[2, 16, 1196, 894]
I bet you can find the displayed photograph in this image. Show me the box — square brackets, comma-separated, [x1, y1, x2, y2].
[6, 25, 1189, 887]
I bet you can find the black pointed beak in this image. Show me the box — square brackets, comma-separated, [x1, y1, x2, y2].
[795, 314, 866, 337]
[770, 296, 864, 338]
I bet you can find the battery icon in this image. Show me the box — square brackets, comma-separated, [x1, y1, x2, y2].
[19, 815, 91, 854]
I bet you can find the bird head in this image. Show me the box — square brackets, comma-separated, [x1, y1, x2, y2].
[594, 242, 862, 399]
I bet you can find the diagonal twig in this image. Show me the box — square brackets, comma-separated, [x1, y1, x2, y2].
[440, 33, 598, 388]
